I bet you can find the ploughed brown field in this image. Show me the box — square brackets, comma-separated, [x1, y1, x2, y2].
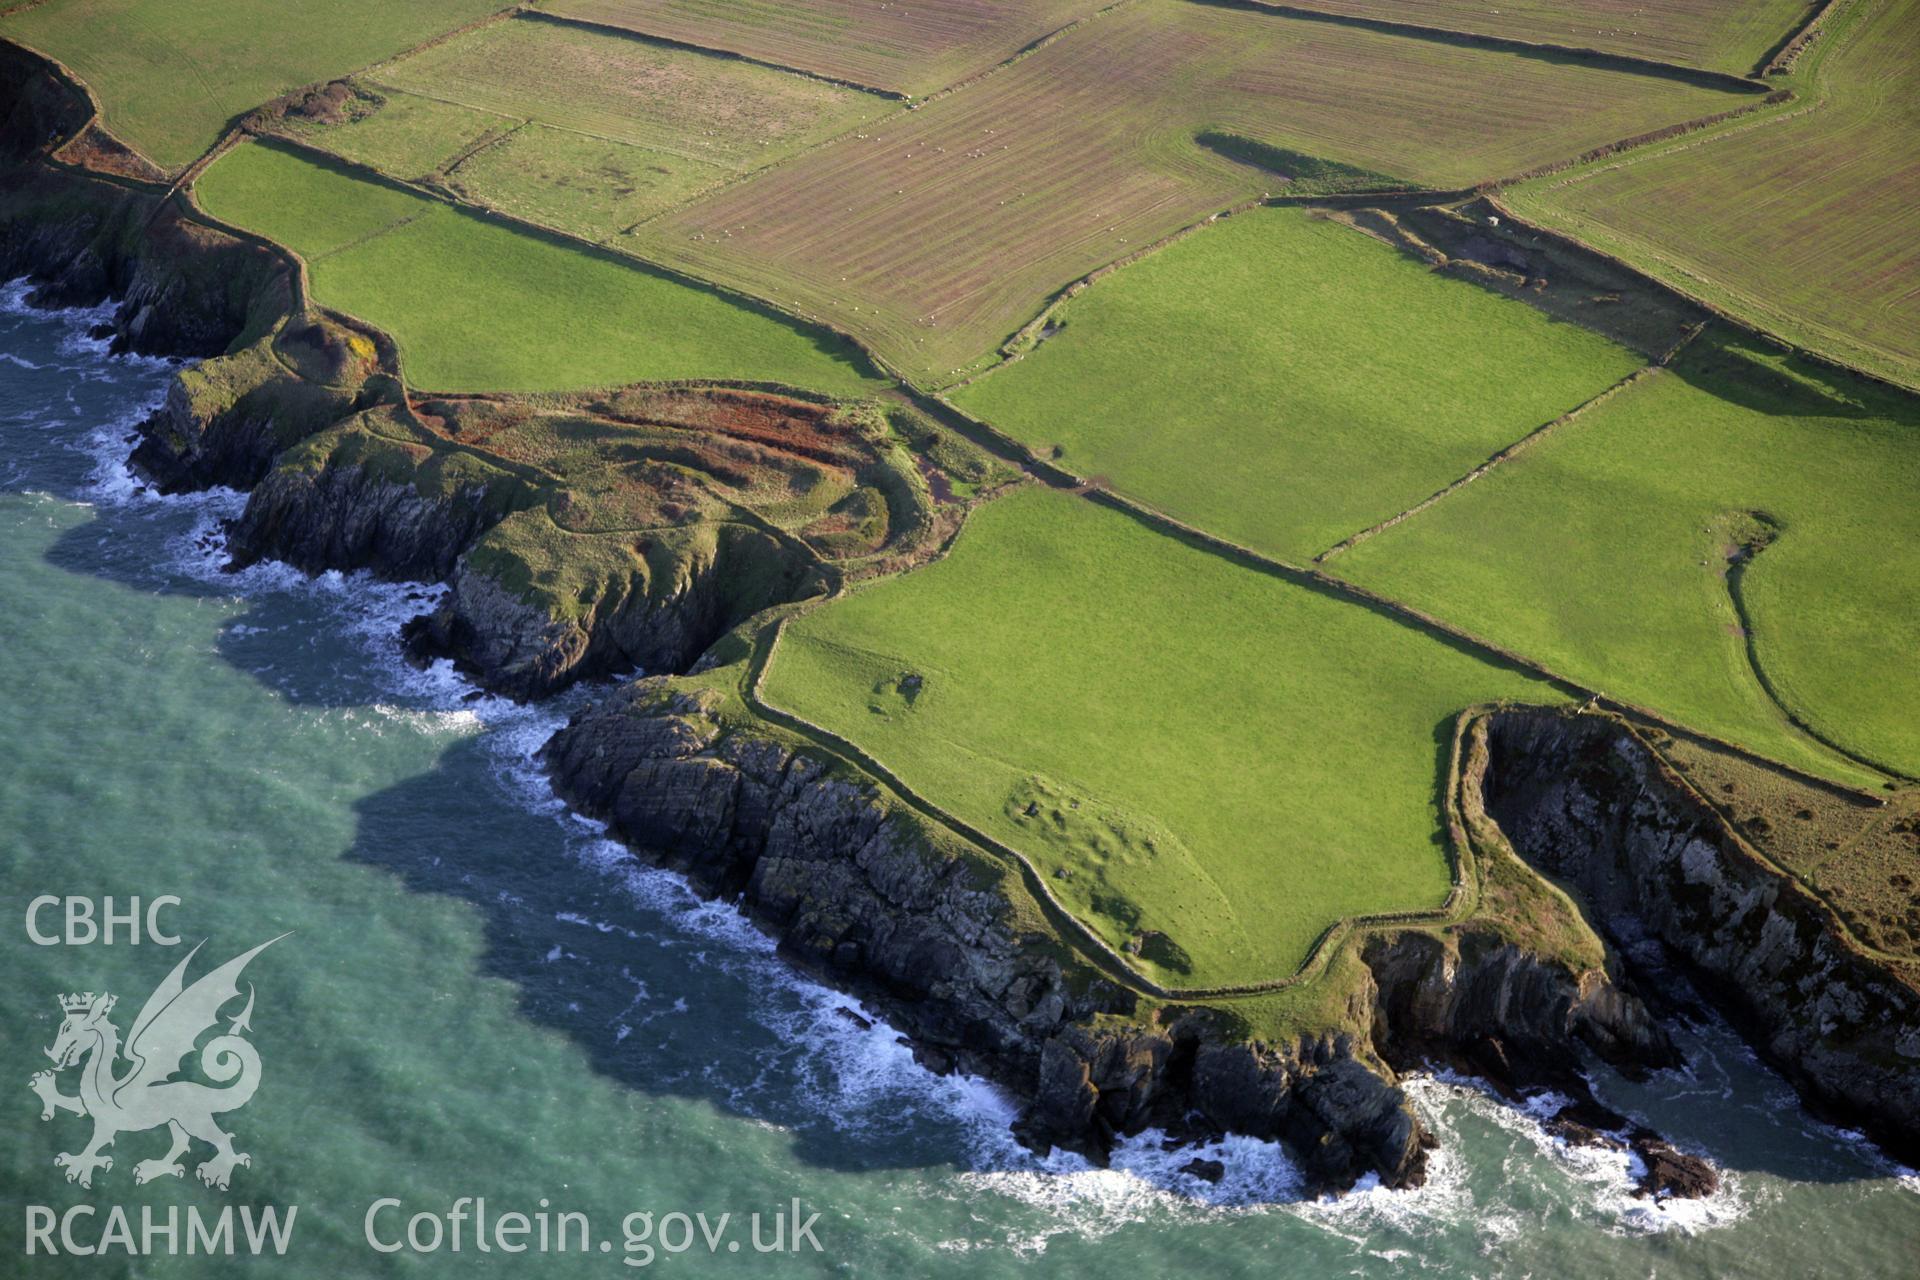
[636, 0, 1754, 381]
[1273, 0, 1816, 74]
[536, 0, 1112, 95]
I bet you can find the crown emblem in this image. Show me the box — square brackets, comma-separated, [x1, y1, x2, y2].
[59, 992, 113, 1014]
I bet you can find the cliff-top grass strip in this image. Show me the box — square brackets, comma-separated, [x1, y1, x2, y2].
[1594, 710, 1919, 973]
[1503, 0, 1920, 390]
[193, 140, 887, 398]
[1635, 724, 1920, 964]
[633, 0, 1754, 384]
[951, 205, 1645, 564]
[1332, 325, 1920, 787]
[0, 0, 516, 170]
[757, 485, 1560, 989]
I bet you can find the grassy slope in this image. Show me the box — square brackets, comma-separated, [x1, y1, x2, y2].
[1334, 328, 1919, 785]
[1284, 0, 1813, 74]
[763, 486, 1555, 987]
[195, 142, 885, 396]
[0, 0, 510, 169]
[643, 0, 1754, 383]
[953, 207, 1642, 561]
[1506, 0, 1920, 388]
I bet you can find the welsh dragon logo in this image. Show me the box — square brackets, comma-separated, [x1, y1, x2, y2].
[29, 936, 285, 1190]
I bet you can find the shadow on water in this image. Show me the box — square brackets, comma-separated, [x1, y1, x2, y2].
[337, 733, 990, 1178]
[42, 492, 460, 712]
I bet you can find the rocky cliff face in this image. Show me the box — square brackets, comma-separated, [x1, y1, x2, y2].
[228, 462, 496, 582]
[408, 523, 825, 701]
[1362, 928, 1674, 1083]
[1, 44, 287, 359]
[1483, 710, 1920, 1165]
[541, 680, 1691, 1192]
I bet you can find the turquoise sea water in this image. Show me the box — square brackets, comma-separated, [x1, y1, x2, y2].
[0, 285, 1915, 1278]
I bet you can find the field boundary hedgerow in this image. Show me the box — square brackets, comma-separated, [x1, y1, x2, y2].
[1720, 525, 1919, 784]
[900, 0, 1138, 108]
[1499, 0, 1919, 391]
[1484, 192, 1920, 397]
[906, 385, 1891, 799]
[1314, 324, 1706, 563]
[1214, 0, 1771, 93]
[224, 133, 893, 390]
[1758, 0, 1846, 73]
[932, 91, 1780, 393]
[1487, 91, 1790, 188]
[966, 189, 1475, 380]
[231, 128, 935, 387]
[514, 8, 909, 100]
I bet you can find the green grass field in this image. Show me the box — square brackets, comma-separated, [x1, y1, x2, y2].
[1507, 0, 1920, 388]
[1333, 327, 1920, 785]
[280, 87, 505, 181]
[762, 486, 1557, 988]
[0, 0, 510, 169]
[953, 207, 1642, 561]
[644, 0, 1755, 382]
[195, 141, 886, 396]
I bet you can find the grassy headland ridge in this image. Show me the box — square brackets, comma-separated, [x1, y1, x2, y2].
[762, 485, 1558, 988]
